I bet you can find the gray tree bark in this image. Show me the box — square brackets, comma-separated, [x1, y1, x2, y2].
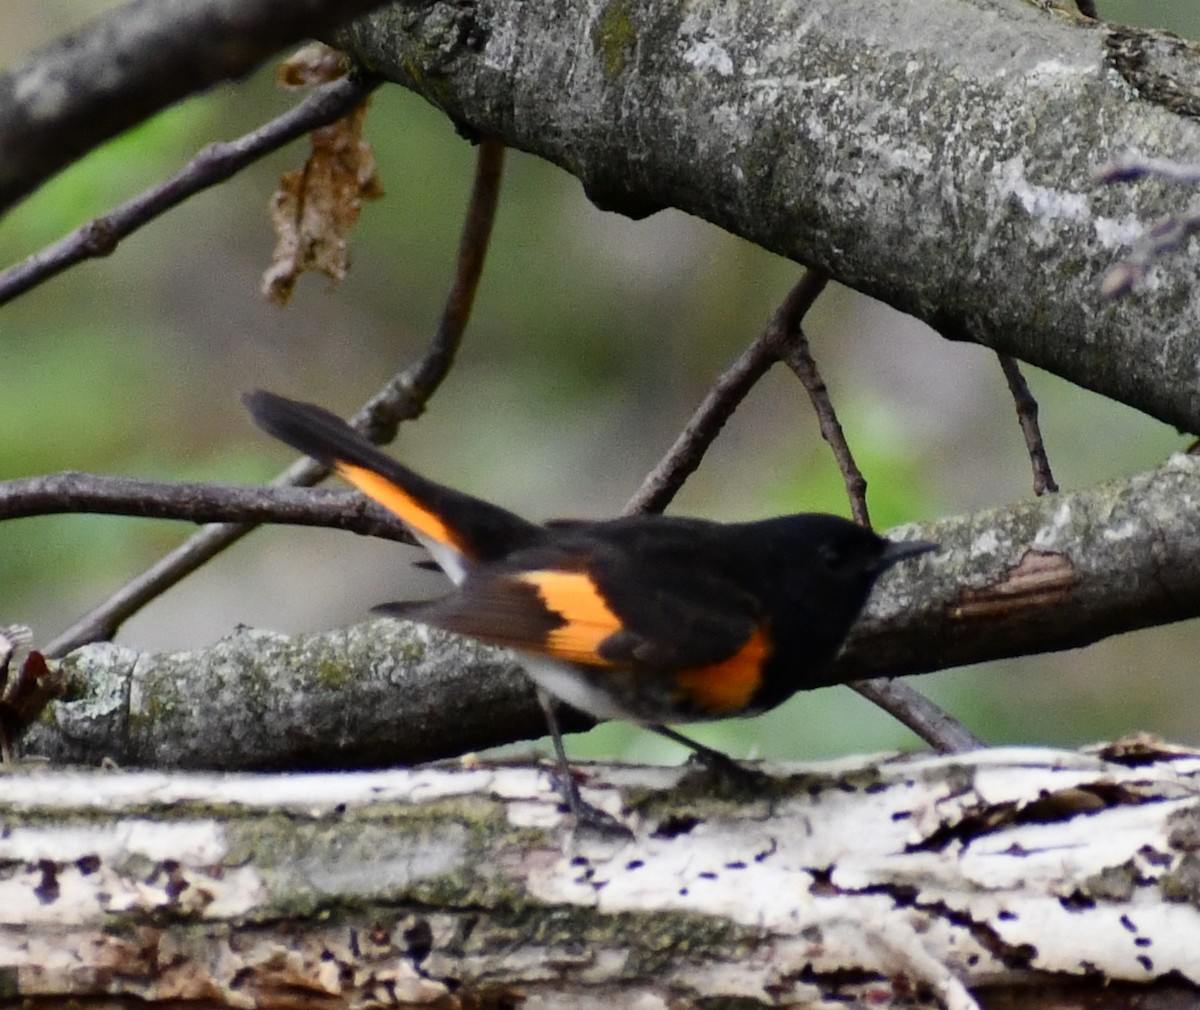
[6, 5, 1200, 1006]
[336, 0, 1200, 432]
[23, 453, 1200, 770]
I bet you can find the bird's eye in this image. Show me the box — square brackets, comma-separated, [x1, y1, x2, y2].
[818, 539, 851, 571]
[818, 536, 876, 574]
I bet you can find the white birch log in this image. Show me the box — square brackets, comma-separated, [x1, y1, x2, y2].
[3, 741, 1200, 1008]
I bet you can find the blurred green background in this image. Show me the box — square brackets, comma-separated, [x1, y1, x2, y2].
[2, 2, 1197, 764]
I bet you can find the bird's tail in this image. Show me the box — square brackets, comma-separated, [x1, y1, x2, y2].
[244, 390, 543, 583]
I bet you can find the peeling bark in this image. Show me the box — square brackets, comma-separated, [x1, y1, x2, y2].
[3, 743, 1200, 1008]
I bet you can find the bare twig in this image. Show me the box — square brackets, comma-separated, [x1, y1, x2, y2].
[0, 473, 414, 541]
[623, 269, 829, 516]
[998, 353, 1058, 496]
[0, 75, 379, 306]
[776, 325, 870, 525]
[0, 0, 401, 213]
[622, 264, 867, 526]
[766, 279, 975, 751]
[851, 679, 981, 754]
[351, 140, 506, 445]
[621, 339, 775, 516]
[42, 140, 506, 659]
[41, 505, 298, 660]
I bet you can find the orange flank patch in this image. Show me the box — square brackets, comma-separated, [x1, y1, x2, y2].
[673, 627, 770, 714]
[335, 462, 467, 553]
[516, 570, 623, 665]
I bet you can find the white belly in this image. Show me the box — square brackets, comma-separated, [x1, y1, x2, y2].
[517, 652, 633, 721]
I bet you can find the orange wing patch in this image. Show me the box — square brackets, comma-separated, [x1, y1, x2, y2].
[515, 570, 623, 665]
[672, 626, 770, 714]
[336, 461, 468, 554]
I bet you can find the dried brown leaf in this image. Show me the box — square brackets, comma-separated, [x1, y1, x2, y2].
[276, 42, 348, 88]
[261, 100, 383, 305]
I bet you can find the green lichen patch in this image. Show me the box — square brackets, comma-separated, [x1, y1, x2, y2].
[591, 0, 637, 79]
[1081, 861, 1138, 902]
[1161, 852, 1200, 906]
[0, 967, 18, 1000]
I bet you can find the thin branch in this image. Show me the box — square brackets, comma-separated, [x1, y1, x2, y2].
[776, 323, 870, 525]
[759, 277, 973, 751]
[622, 269, 829, 516]
[0, 0, 402, 214]
[998, 353, 1059, 496]
[40, 501, 298, 660]
[42, 140, 506, 659]
[0, 473, 413, 542]
[769, 279, 976, 751]
[0, 75, 379, 306]
[851, 678, 981, 754]
[621, 341, 774, 516]
[351, 140, 506, 445]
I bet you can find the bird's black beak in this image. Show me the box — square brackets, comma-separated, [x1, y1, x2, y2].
[878, 538, 938, 571]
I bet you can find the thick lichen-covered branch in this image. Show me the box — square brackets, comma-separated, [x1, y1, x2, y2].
[337, 0, 1200, 432]
[24, 620, 555, 770]
[24, 454, 1200, 770]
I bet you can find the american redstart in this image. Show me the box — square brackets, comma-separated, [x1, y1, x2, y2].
[245, 391, 936, 822]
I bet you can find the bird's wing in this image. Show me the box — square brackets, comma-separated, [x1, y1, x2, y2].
[392, 542, 773, 715]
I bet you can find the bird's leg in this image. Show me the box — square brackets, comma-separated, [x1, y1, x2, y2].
[648, 723, 742, 774]
[537, 689, 630, 835]
[648, 723, 772, 794]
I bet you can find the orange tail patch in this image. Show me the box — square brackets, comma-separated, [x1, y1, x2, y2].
[336, 461, 468, 555]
